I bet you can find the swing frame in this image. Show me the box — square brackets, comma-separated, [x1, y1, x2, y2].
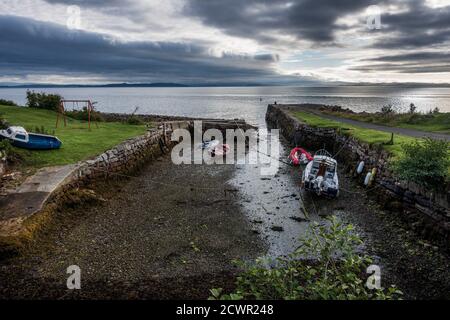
[56, 99, 98, 129]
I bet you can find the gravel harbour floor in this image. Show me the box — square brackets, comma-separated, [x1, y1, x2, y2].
[0, 154, 265, 299]
[0, 145, 449, 299]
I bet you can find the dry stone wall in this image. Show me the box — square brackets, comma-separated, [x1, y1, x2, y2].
[266, 104, 450, 246]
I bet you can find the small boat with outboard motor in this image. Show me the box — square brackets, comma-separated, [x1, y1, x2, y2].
[0, 126, 62, 150]
[301, 149, 339, 198]
[288, 147, 313, 166]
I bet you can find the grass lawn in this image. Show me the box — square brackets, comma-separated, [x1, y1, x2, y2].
[292, 111, 418, 158]
[320, 109, 450, 134]
[0, 105, 147, 168]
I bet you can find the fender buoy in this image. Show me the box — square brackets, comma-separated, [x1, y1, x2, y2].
[368, 168, 377, 186]
[356, 161, 364, 174]
[289, 147, 313, 166]
[213, 144, 230, 156]
[364, 172, 372, 186]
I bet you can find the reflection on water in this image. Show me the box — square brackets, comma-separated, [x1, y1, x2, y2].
[1, 86, 450, 127]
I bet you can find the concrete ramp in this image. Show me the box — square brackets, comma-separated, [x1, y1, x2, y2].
[0, 164, 78, 240]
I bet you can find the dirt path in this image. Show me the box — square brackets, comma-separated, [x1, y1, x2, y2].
[0, 155, 264, 299]
[290, 104, 450, 141]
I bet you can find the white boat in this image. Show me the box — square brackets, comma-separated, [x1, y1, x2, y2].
[301, 149, 339, 198]
[197, 139, 220, 151]
[0, 126, 62, 150]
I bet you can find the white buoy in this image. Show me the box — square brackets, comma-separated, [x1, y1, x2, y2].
[364, 172, 372, 186]
[356, 161, 365, 174]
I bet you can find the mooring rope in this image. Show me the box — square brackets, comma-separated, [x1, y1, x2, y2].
[231, 119, 293, 166]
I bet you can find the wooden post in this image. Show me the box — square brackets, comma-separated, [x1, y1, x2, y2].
[88, 101, 91, 130]
[56, 101, 67, 128]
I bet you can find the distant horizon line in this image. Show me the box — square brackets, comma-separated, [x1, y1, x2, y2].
[1, 82, 450, 88]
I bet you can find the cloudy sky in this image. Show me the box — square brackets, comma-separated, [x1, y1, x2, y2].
[0, 0, 449, 85]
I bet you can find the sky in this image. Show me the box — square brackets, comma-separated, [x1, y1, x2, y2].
[0, 0, 449, 85]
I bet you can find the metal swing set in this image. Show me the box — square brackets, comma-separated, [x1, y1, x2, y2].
[56, 99, 99, 129]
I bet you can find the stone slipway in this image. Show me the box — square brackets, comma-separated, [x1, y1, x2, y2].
[0, 164, 78, 234]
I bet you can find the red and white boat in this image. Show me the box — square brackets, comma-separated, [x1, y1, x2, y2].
[288, 147, 313, 166]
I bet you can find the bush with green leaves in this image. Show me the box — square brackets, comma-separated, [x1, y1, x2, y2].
[393, 138, 450, 189]
[26, 90, 62, 111]
[0, 99, 18, 107]
[381, 104, 394, 116]
[210, 216, 402, 300]
[0, 139, 22, 164]
[65, 107, 104, 122]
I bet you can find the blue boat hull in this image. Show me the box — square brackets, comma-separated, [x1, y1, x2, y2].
[11, 133, 62, 150]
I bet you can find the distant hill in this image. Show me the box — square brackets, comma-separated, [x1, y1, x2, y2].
[0, 82, 190, 88]
[1, 82, 450, 88]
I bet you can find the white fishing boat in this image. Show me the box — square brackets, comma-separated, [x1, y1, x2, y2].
[301, 149, 339, 198]
[0, 126, 61, 150]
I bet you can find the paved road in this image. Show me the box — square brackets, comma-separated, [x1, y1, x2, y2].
[288, 105, 450, 141]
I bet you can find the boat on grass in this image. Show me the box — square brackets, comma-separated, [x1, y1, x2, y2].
[301, 149, 339, 198]
[0, 126, 62, 150]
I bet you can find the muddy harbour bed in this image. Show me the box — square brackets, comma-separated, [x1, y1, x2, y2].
[0, 136, 449, 299]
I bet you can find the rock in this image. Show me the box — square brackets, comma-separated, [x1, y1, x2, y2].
[271, 226, 284, 232]
[290, 216, 307, 222]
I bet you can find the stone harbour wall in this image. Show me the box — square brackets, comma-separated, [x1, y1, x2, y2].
[266, 104, 450, 246]
[63, 121, 191, 189]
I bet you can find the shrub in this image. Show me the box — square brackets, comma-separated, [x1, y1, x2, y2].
[0, 99, 18, 106]
[126, 116, 143, 125]
[65, 107, 104, 122]
[0, 139, 23, 164]
[380, 104, 394, 116]
[210, 216, 402, 300]
[393, 138, 450, 189]
[26, 90, 62, 111]
[409, 103, 416, 114]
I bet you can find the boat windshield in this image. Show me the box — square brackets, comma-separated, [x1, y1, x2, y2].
[15, 134, 27, 141]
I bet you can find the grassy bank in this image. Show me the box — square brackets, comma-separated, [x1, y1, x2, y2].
[0, 105, 146, 168]
[320, 109, 450, 134]
[292, 111, 417, 157]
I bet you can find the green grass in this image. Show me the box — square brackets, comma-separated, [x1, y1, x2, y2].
[0, 105, 147, 168]
[320, 110, 450, 134]
[292, 111, 418, 158]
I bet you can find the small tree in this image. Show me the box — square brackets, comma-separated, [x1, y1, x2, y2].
[26, 90, 61, 111]
[393, 138, 450, 189]
[409, 103, 416, 114]
[381, 104, 394, 116]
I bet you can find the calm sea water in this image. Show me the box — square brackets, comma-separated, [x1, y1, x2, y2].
[1, 86, 450, 126]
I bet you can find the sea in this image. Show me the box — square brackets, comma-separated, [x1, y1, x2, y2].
[1, 85, 450, 127]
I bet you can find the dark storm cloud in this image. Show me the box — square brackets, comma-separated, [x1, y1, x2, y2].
[184, 0, 375, 44]
[351, 64, 450, 73]
[352, 52, 450, 73]
[44, 0, 123, 7]
[371, 0, 450, 49]
[184, 0, 450, 50]
[0, 15, 290, 83]
[364, 52, 450, 63]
